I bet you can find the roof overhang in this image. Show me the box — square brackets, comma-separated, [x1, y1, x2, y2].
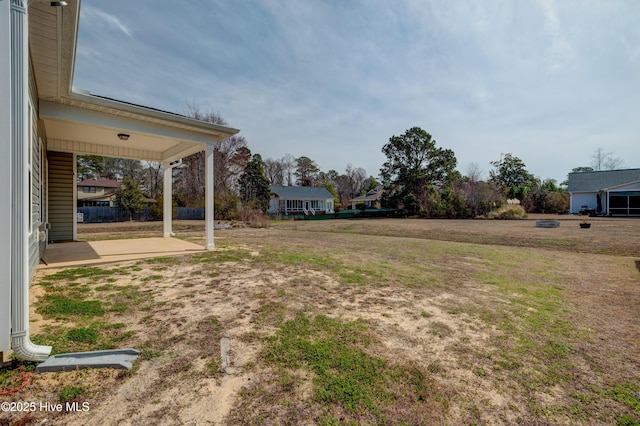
[29, 0, 239, 162]
[40, 94, 239, 162]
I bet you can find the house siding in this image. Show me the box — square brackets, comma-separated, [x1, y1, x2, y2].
[28, 64, 45, 279]
[47, 151, 74, 242]
[570, 193, 598, 214]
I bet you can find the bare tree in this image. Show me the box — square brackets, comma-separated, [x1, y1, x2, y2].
[143, 161, 163, 198]
[173, 105, 248, 210]
[264, 157, 284, 185]
[185, 102, 228, 126]
[465, 162, 483, 183]
[281, 154, 296, 186]
[591, 148, 625, 171]
[345, 164, 368, 197]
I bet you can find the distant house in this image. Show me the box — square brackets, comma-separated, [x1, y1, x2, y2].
[77, 179, 120, 207]
[349, 187, 384, 210]
[567, 169, 640, 216]
[77, 178, 156, 207]
[269, 185, 335, 215]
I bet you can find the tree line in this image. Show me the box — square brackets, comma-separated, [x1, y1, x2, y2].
[77, 110, 625, 220]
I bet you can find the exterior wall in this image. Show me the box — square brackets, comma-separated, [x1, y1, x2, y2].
[28, 63, 45, 280]
[570, 192, 597, 214]
[268, 197, 278, 214]
[1, 0, 13, 354]
[47, 151, 74, 241]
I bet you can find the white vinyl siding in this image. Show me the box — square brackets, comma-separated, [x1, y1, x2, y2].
[28, 66, 43, 279]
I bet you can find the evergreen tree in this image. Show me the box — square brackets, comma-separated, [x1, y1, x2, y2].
[115, 177, 146, 221]
[239, 153, 271, 211]
[380, 127, 457, 214]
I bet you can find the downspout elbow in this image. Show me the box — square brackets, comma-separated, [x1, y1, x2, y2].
[11, 331, 51, 362]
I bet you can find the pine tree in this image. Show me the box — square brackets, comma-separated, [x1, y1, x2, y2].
[239, 154, 271, 211]
[115, 177, 146, 221]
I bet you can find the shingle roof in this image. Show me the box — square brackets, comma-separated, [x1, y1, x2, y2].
[567, 169, 640, 192]
[270, 185, 334, 200]
[77, 179, 121, 188]
[350, 188, 384, 202]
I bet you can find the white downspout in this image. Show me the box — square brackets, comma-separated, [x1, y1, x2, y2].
[1, 0, 13, 355]
[163, 159, 181, 238]
[10, 0, 51, 361]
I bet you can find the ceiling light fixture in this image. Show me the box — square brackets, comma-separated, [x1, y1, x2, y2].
[117, 133, 130, 141]
[50, 1, 68, 6]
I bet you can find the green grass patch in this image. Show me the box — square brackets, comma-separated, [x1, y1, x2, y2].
[43, 267, 126, 281]
[67, 327, 99, 343]
[59, 385, 86, 403]
[37, 296, 105, 319]
[261, 314, 447, 422]
[191, 248, 251, 263]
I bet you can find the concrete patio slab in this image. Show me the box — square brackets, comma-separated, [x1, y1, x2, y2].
[40, 237, 205, 269]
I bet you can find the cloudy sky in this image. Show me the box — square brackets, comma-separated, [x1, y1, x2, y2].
[73, 0, 640, 183]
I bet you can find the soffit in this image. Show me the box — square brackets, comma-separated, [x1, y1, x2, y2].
[29, 0, 78, 100]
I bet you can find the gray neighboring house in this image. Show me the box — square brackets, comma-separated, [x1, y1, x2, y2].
[269, 185, 335, 215]
[567, 169, 640, 216]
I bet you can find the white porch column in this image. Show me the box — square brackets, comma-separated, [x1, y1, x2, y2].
[162, 161, 174, 238]
[9, 0, 51, 361]
[205, 144, 215, 251]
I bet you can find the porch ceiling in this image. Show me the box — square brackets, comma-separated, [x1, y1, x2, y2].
[40, 96, 239, 162]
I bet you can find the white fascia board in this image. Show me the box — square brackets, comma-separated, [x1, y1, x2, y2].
[0, 0, 12, 353]
[602, 180, 640, 191]
[66, 92, 239, 140]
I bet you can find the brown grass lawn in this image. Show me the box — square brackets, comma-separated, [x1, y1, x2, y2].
[1, 216, 639, 425]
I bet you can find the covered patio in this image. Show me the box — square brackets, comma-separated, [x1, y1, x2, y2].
[41, 91, 239, 251]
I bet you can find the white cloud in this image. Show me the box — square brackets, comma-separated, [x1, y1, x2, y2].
[540, 0, 574, 72]
[80, 6, 133, 38]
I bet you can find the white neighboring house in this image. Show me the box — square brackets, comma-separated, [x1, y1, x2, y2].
[1, 0, 239, 361]
[269, 185, 335, 215]
[567, 169, 640, 216]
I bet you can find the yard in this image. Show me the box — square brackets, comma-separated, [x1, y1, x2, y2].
[1, 216, 639, 425]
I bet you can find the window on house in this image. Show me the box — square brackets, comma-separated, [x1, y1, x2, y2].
[82, 186, 96, 193]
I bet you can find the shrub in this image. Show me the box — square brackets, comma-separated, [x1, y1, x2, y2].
[488, 204, 527, 219]
[239, 207, 269, 228]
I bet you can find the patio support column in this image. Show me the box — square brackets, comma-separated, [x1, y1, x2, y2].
[205, 144, 215, 251]
[162, 161, 174, 238]
[9, 0, 51, 361]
